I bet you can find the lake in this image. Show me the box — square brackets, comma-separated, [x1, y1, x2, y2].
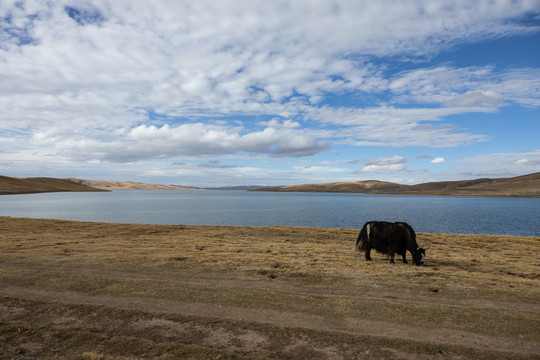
[0, 190, 539, 236]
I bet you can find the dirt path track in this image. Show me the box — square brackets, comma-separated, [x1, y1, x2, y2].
[2, 262, 538, 313]
[2, 283, 539, 356]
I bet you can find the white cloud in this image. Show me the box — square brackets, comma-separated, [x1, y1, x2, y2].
[2, 2, 538, 132]
[261, 119, 301, 128]
[515, 158, 540, 166]
[362, 164, 406, 172]
[452, 91, 503, 107]
[389, 66, 540, 108]
[361, 155, 407, 173]
[312, 106, 488, 148]
[456, 150, 540, 176]
[1, 1, 539, 185]
[31, 122, 331, 161]
[430, 157, 446, 164]
[296, 166, 348, 174]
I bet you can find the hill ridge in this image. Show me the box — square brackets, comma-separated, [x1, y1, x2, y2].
[251, 172, 540, 198]
[2, 173, 539, 197]
[0, 176, 107, 195]
[64, 178, 200, 191]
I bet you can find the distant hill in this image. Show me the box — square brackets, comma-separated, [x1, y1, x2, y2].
[0, 175, 107, 195]
[251, 172, 540, 198]
[203, 185, 276, 191]
[65, 178, 200, 190]
[4, 173, 539, 197]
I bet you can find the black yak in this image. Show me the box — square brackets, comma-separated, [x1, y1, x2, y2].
[356, 221, 426, 265]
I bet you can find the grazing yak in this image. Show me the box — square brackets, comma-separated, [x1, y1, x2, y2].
[356, 221, 426, 265]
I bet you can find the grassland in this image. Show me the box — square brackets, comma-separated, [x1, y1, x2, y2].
[253, 172, 540, 197]
[1, 216, 538, 359]
[0, 176, 107, 195]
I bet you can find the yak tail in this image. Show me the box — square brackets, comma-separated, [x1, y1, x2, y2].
[356, 224, 369, 251]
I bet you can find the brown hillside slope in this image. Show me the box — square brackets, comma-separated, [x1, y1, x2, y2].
[261, 180, 403, 193]
[253, 172, 540, 197]
[65, 178, 199, 190]
[401, 172, 540, 197]
[464, 172, 540, 192]
[0, 176, 106, 195]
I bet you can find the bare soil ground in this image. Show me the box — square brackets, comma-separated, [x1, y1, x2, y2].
[1, 216, 539, 359]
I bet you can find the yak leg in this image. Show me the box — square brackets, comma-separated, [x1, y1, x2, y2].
[365, 247, 372, 261]
[389, 253, 395, 264]
[402, 253, 408, 264]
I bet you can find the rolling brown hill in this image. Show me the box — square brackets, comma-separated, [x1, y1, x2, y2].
[4, 173, 539, 197]
[65, 178, 199, 190]
[257, 180, 403, 193]
[0, 176, 107, 195]
[252, 172, 540, 197]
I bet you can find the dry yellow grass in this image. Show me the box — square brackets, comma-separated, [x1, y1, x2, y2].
[1, 216, 539, 359]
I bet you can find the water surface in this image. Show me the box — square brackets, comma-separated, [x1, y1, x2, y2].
[1, 190, 538, 236]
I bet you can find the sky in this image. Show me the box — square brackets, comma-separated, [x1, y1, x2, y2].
[1, 0, 540, 187]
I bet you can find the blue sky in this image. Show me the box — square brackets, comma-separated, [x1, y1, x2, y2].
[1, 0, 539, 187]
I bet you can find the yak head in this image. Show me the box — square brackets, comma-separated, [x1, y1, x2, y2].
[412, 247, 426, 266]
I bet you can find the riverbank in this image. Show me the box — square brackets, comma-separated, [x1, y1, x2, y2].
[1, 217, 538, 359]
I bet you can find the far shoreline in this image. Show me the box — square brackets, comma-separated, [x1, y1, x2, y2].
[2, 172, 539, 197]
[250, 188, 540, 198]
[3, 187, 540, 198]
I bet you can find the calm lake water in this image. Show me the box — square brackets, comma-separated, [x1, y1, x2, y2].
[1, 190, 539, 236]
